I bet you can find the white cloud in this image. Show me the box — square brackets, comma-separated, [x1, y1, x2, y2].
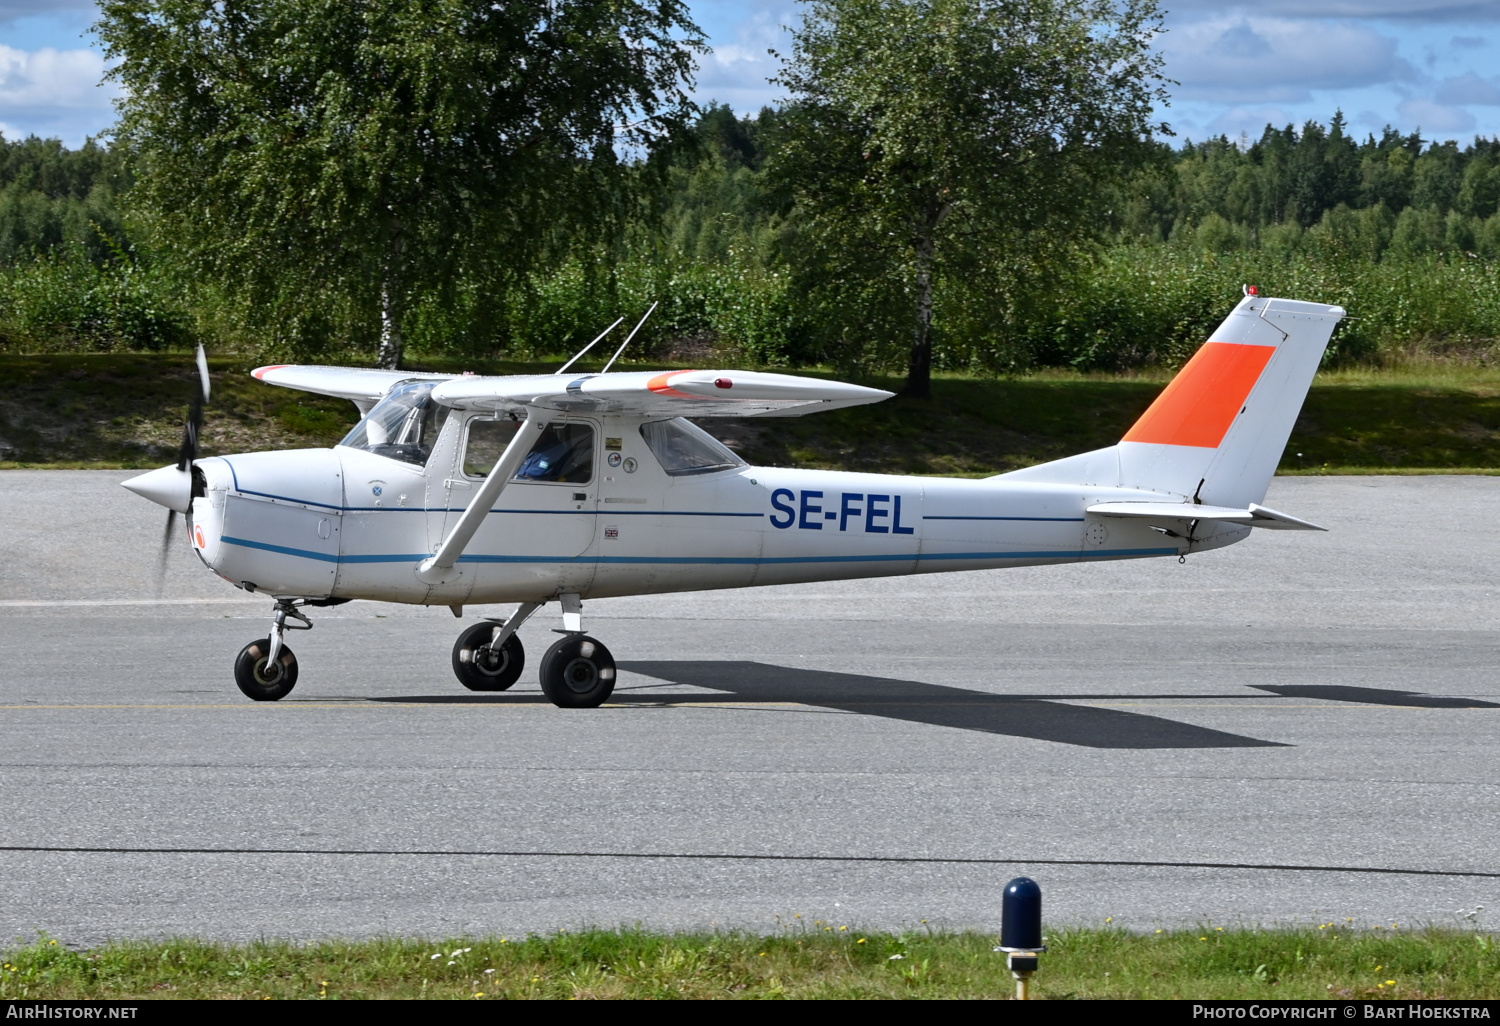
[0, 44, 117, 144]
[1397, 96, 1478, 128]
[1434, 71, 1500, 102]
[1163, 17, 1412, 102]
[692, 6, 792, 114]
[0, 0, 96, 22]
[1204, 106, 1296, 138]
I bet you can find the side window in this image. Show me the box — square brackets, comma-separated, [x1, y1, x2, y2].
[463, 419, 594, 484]
[517, 424, 594, 483]
[463, 419, 520, 477]
[640, 418, 745, 476]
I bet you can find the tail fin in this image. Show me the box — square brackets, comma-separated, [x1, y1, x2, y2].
[999, 295, 1345, 505]
[1119, 295, 1344, 506]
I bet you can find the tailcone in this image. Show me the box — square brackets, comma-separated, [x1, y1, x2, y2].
[122, 464, 193, 513]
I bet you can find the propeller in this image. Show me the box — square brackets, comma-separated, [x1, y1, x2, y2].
[152, 345, 211, 593]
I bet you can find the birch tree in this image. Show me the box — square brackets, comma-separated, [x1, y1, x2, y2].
[99, 0, 703, 367]
[773, 0, 1168, 396]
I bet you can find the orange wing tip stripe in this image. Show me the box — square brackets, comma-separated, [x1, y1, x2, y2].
[252, 365, 289, 380]
[1122, 342, 1275, 449]
[646, 370, 710, 400]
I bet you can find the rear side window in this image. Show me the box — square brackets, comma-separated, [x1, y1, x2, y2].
[640, 418, 745, 476]
[464, 419, 594, 484]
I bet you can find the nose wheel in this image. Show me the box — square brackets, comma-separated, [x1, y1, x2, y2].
[234, 638, 299, 701]
[234, 598, 311, 701]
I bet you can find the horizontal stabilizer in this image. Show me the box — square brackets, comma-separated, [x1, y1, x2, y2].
[1087, 501, 1325, 531]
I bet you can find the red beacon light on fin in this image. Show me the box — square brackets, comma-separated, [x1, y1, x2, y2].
[714, 377, 733, 389]
[1244, 284, 1259, 297]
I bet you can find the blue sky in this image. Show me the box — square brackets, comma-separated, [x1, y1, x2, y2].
[5, 0, 1500, 149]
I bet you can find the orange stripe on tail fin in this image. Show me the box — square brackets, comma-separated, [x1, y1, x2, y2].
[1121, 342, 1274, 449]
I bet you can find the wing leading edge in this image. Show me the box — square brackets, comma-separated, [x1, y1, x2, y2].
[428, 369, 893, 418]
[251, 364, 452, 412]
[250, 366, 892, 419]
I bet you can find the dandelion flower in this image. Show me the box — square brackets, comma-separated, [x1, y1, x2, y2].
[839, 926, 847, 931]
[1105, 917, 1113, 923]
[1386, 981, 1395, 986]
[857, 938, 866, 944]
[474, 993, 484, 998]
[759, 952, 767, 957]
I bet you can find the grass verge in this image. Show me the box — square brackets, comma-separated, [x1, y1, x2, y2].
[6, 354, 1500, 475]
[2, 926, 1497, 1000]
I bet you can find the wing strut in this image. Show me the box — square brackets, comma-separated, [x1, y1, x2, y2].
[416, 415, 552, 585]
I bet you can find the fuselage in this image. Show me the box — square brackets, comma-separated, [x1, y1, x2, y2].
[186, 409, 1248, 606]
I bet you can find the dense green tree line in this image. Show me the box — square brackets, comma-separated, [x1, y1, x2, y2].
[1118, 114, 1500, 261]
[0, 136, 132, 264]
[7, 107, 1500, 371]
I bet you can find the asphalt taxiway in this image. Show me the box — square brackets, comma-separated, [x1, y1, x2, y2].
[1, 471, 1496, 945]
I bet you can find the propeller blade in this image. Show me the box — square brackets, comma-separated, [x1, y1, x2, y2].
[176, 346, 209, 472]
[176, 394, 201, 472]
[156, 508, 177, 597]
[195, 343, 210, 403]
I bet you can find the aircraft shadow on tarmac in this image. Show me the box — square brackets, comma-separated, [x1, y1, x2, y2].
[1249, 684, 1500, 708]
[370, 673, 1495, 748]
[608, 660, 1287, 750]
[373, 663, 1280, 749]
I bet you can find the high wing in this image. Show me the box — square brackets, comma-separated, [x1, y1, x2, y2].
[251, 366, 893, 419]
[428, 369, 892, 417]
[251, 364, 452, 413]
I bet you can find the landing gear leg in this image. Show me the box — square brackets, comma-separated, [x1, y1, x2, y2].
[539, 594, 615, 708]
[234, 599, 311, 701]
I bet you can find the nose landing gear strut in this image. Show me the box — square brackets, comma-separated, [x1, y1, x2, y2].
[234, 599, 312, 701]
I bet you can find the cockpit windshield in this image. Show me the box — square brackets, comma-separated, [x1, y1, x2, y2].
[338, 380, 450, 467]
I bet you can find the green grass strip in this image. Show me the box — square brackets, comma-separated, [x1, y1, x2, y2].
[3, 926, 1497, 999]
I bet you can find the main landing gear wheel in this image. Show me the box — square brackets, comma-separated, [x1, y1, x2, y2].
[234, 638, 298, 701]
[452, 622, 525, 692]
[539, 635, 615, 708]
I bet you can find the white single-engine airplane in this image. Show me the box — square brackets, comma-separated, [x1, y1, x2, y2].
[122, 292, 1343, 706]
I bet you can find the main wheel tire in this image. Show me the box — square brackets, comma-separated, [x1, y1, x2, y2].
[234, 638, 298, 701]
[452, 622, 525, 692]
[538, 635, 615, 708]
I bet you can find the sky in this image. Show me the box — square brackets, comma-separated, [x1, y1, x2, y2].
[5, 0, 1500, 150]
